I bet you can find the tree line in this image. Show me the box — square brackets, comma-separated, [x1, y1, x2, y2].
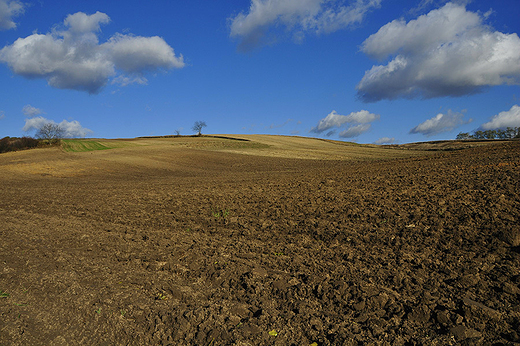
[0, 136, 39, 153]
[456, 127, 520, 140]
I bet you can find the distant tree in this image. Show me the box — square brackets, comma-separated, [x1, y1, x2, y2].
[472, 130, 485, 140]
[36, 123, 64, 144]
[174, 129, 181, 136]
[496, 129, 508, 139]
[456, 132, 472, 140]
[192, 121, 207, 136]
[456, 127, 520, 140]
[507, 127, 520, 138]
[484, 130, 497, 139]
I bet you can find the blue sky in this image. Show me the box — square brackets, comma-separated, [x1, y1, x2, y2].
[0, 0, 519, 144]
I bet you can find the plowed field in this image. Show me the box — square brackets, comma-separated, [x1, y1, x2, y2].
[1, 136, 519, 346]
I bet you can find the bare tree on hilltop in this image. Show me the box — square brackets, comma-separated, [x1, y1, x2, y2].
[192, 121, 207, 136]
[36, 123, 65, 144]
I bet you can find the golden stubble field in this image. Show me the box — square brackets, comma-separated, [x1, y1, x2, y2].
[1, 135, 519, 346]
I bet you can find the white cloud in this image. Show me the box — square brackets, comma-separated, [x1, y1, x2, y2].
[311, 110, 379, 133]
[58, 119, 93, 138]
[0, 110, 5, 120]
[64, 11, 110, 34]
[229, 0, 381, 51]
[104, 34, 185, 73]
[357, 2, 520, 102]
[0, 11, 185, 94]
[23, 116, 92, 138]
[410, 109, 469, 136]
[481, 105, 520, 130]
[22, 116, 49, 132]
[326, 130, 336, 137]
[268, 118, 294, 129]
[111, 75, 148, 87]
[339, 123, 371, 138]
[0, 0, 24, 30]
[22, 104, 44, 117]
[374, 137, 397, 144]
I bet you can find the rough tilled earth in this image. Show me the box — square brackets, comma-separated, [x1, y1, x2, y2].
[0, 138, 519, 346]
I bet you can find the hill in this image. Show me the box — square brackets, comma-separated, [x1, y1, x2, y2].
[1, 136, 518, 345]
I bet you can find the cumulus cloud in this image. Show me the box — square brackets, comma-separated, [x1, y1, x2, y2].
[311, 110, 378, 138]
[0, 11, 184, 94]
[410, 109, 469, 136]
[22, 104, 44, 117]
[64, 11, 110, 34]
[23, 116, 92, 138]
[105, 33, 184, 73]
[311, 110, 379, 133]
[229, 0, 381, 51]
[481, 105, 520, 130]
[357, 2, 520, 102]
[339, 123, 371, 138]
[0, 0, 24, 30]
[374, 137, 397, 144]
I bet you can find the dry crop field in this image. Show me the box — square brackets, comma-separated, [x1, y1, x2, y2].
[0, 135, 519, 346]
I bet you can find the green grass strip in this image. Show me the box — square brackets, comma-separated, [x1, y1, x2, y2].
[62, 139, 113, 152]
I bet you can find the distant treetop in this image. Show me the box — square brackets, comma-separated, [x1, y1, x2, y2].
[456, 127, 519, 140]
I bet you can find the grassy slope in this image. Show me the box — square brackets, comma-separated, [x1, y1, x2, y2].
[60, 135, 429, 160]
[61, 139, 138, 152]
[2, 134, 505, 179]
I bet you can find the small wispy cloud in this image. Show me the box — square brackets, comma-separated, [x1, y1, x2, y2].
[374, 137, 397, 145]
[410, 109, 470, 136]
[268, 118, 293, 129]
[339, 123, 371, 138]
[0, 110, 5, 120]
[111, 75, 148, 87]
[0, 0, 25, 30]
[22, 104, 44, 117]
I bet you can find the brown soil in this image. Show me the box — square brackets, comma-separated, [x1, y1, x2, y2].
[1, 138, 519, 346]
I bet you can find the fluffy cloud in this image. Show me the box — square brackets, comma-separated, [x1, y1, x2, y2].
[481, 105, 520, 130]
[0, 0, 24, 30]
[311, 110, 379, 133]
[311, 110, 379, 138]
[410, 109, 469, 136]
[357, 2, 520, 102]
[105, 34, 184, 73]
[339, 123, 371, 138]
[23, 116, 92, 138]
[0, 11, 184, 94]
[64, 11, 110, 34]
[229, 0, 381, 51]
[22, 105, 44, 117]
[374, 137, 397, 144]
